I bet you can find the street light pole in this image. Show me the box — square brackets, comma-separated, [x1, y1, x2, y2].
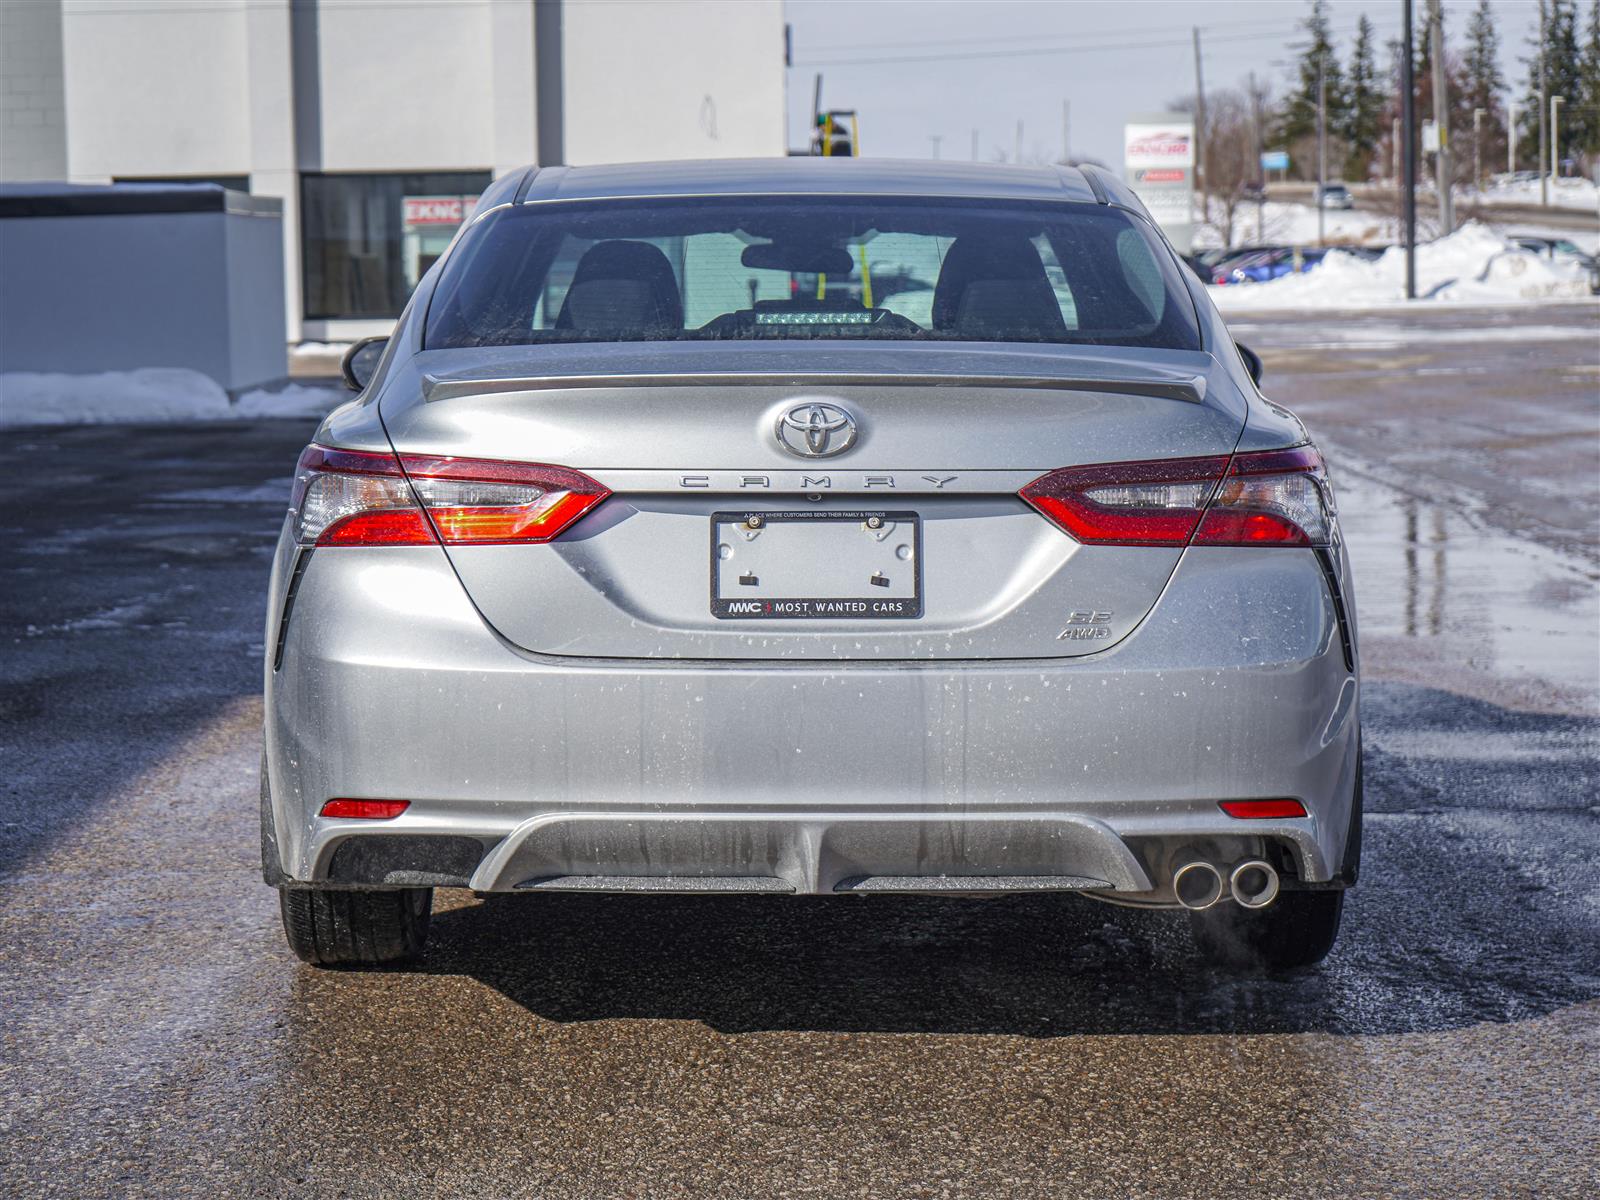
[1473, 107, 1485, 191]
[1193, 26, 1207, 226]
[1317, 52, 1327, 246]
[1538, 0, 1548, 206]
[1402, 0, 1417, 300]
[1551, 95, 1565, 183]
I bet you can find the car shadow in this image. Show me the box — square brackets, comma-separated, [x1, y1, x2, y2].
[403, 683, 1600, 1039]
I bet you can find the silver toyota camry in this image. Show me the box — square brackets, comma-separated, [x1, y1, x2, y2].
[262, 159, 1361, 972]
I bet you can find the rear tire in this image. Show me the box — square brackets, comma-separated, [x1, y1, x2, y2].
[1190, 890, 1344, 970]
[278, 886, 432, 967]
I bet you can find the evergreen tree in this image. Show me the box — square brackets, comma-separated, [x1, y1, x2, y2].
[1342, 16, 1384, 177]
[1279, 0, 1348, 149]
[1521, 0, 1585, 170]
[1578, 0, 1600, 155]
[1463, 0, 1506, 179]
[1464, 1, 1505, 115]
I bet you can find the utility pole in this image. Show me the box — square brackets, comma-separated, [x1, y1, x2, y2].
[929, 135, 942, 160]
[1508, 99, 1519, 172]
[971, 128, 979, 162]
[1392, 117, 1401, 181]
[1551, 95, 1565, 182]
[1473, 107, 1485, 191]
[1193, 26, 1206, 226]
[1061, 99, 1070, 163]
[1250, 70, 1265, 242]
[1402, 0, 1417, 299]
[1014, 119, 1023, 164]
[1317, 52, 1327, 245]
[1538, 0, 1548, 206]
[1429, 0, 1453, 234]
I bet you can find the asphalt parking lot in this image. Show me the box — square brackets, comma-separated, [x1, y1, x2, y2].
[2, 304, 1597, 1198]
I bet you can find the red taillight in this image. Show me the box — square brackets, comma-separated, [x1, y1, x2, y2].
[290, 444, 609, 548]
[1020, 445, 1332, 548]
[291, 446, 435, 546]
[400, 455, 610, 546]
[1019, 455, 1230, 546]
[1219, 799, 1308, 819]
[1191, 445, 1330, 546]
[319, 799, 410, 819]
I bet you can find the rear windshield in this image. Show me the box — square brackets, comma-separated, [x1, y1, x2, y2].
[424, 197, 1201, 351]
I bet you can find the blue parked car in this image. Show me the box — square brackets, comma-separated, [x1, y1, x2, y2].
[1220, 247, 1328, 285]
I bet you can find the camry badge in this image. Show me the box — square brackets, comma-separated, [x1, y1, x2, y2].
[775, 401, 858, 458]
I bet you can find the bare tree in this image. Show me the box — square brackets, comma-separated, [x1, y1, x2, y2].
[1196, 89, 1259, 247]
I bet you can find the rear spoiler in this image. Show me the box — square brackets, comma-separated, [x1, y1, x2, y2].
[421, 371, 1207, 405]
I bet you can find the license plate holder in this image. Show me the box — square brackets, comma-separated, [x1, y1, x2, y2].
[710, 510, 922, 620]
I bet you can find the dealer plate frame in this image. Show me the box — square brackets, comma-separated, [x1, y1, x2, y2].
[709, 510, 924, 620]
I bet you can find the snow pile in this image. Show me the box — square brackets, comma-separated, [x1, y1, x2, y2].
[0, 368, 346, 429]
[1193, 200, 1396, 250]
[1473, 175, 1600, 213]
[1209, 223, 1593, 310]
[236, 381, 347, 418]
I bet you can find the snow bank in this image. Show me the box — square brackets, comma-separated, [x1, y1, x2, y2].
[1474, 175, 1599, 213]
[1193, 200, 1396, 250]
[0, 368, 346, 429]
[235, 381, 348, 418]
[1209, 223, 1593, 311]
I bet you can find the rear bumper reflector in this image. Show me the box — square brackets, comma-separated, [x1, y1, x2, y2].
[320, 799, 411, 820]
[1219, 799, 1308, 819]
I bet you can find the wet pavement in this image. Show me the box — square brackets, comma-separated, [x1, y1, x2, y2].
[2, 306, 1597, 1198]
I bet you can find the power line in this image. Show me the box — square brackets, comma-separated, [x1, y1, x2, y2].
[800, 15, 1302, 57]
[794, 20, 1386, 69]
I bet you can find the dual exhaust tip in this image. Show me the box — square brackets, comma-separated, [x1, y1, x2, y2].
[1173, 857, 1280, 911]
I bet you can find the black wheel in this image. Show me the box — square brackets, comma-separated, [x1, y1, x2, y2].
[278, 886, 432, 967]
[1190, 890, 1344, 970]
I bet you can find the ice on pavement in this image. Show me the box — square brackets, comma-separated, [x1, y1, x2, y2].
[0, 367, 345, 428]
[1210, 223, 1593, 311]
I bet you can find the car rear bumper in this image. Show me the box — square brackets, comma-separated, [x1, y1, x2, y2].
[263, 538, 1360, 901]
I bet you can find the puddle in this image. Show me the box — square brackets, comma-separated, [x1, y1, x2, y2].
[1333, 465, 1600, 704]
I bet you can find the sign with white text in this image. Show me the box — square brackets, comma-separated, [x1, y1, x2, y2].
[1125, 114, 1195, 253]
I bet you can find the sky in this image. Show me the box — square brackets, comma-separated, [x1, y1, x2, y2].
[782, 0, 1546, 167]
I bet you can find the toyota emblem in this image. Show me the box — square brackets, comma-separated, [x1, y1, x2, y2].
[775, 401, 858, 458]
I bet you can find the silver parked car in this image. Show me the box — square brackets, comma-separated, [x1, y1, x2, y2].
[263, 159, 1361, 971]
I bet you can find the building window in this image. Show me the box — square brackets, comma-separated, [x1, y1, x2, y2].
[300, 171, 491, 321]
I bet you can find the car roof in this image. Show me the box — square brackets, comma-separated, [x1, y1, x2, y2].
[498, 157, 1111, 207]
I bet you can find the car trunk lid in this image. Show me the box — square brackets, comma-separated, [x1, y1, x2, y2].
[380, 342, 1245, 661]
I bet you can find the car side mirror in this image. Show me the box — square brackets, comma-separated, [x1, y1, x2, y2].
[341, 336, 389, 392]
[1236, 341, 1264, 387]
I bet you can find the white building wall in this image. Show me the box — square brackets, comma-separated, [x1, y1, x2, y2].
[60, 0, 251, 181]
[244, 0, 301, 337]
[0, 0, 69, 181]
[315, 2, 496, 171]
[490, 0, 539, 177]
[561, 0, 786, 164]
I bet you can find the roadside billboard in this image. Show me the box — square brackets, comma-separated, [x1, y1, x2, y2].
[1124, 114, 1195, 254]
